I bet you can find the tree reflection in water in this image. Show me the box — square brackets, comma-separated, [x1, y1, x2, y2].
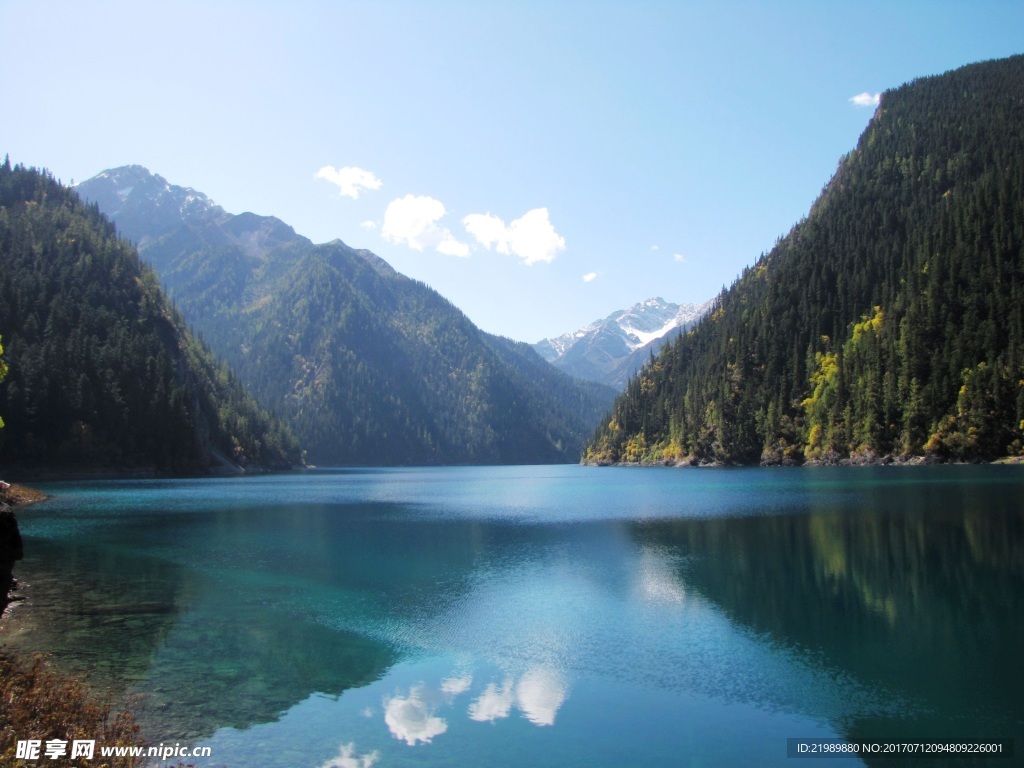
[632, 477, 1024, 747]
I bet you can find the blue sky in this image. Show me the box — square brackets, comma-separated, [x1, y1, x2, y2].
[3, 1, 1022, 342]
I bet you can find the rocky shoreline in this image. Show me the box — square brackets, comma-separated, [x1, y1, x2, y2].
[0, 483, 48, 619]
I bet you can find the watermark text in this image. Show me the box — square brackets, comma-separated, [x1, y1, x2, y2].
[17, 739, 212, 762]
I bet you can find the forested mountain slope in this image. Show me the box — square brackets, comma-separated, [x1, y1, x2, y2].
[0, 161, 301, 473]
[585, 55, 1024, 465]
[76, 167, 615, 465]
[220, 239, 615, 465]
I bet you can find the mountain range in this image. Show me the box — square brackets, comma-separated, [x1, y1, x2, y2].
[75, 167, 616, 466]
[534, 297, 713, 387]
[0, 161, 300, 473]
[586, 54, 1024, 466]
[14, 55, 1024, 471]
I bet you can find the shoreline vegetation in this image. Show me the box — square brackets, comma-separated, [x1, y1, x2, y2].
[584, 453, 1024, 468]
[0, 483, 197, 768]
[0, 483, 50, 507]
[0, 483, 145, 768]
[0, 653, 146, 768]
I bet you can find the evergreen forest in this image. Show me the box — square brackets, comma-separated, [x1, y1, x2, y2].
[0, 160, 301, 473]
[585, 55, 1024, 465]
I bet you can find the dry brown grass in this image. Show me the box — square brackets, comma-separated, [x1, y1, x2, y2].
[0, 652, 145, 767]
[0, 484, 49, 507]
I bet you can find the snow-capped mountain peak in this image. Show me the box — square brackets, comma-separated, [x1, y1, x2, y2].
[534, 296, 713, 387]
[74, 165, 225, 244]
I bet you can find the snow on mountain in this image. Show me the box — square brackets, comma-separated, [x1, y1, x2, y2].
[79, 165, 222, 222]
[534, 297, 714, 388]
[74, 166, 304, 263]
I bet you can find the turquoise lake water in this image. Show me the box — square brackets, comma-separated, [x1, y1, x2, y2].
[4, 465, 1023, 767]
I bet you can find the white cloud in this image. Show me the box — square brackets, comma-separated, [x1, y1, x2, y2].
[384, 687, 448, 745]
[673, 253, 687, 263]
[650, 244, 660, 252]
[463, 208, 565, 265]
[437, 234, 471, 258]
[463, 213, 508, 251]
[383, 195, 445, 250]
[582, 272, 597, 283]
[505, 208, 566, 265]
[849, 92, 881, 108]
[360, 220, 377, 230]
[382, 194, 468, 256]
[315, 166, 383, 199]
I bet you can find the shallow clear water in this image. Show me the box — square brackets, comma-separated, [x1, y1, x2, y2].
[4, 465, 1023, 767]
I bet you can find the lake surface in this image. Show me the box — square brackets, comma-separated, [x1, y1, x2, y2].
[4, 465, 1023, 767]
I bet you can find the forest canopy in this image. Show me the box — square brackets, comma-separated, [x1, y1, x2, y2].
[585, 55, 1024, 466]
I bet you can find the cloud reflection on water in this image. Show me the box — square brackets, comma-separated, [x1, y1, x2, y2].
[384, 664, 569, 746]
[317, 742, 379, 768]
[513, 667, 567, 726]
[465, 667, 568, 726]
[440, 672, 473, 696]
[634, 547, 687, 606]
[468, 679, 515, 722]
[383, 686, 448, 745]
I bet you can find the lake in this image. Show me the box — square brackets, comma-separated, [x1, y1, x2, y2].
[3, 465, 1023, 767]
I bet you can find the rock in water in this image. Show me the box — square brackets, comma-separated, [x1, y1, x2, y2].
[0, 506, 24, 615]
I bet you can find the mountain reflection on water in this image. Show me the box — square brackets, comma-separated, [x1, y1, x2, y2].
[4, 466, 1022, 766]
[632, 475, 1024, 746]
[5, 539, 399, 740]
